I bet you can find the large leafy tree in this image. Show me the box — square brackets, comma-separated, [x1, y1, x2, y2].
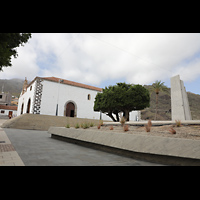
[0, 33, 32, 70]
[94, 82, 150, 122]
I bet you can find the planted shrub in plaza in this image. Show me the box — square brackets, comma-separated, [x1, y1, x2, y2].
[75, 123, 80, 129]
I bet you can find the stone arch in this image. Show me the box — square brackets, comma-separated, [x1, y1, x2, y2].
[26, 98, 31, 113]
[21, 103, 24, 114]
[64, 100, 77, 117]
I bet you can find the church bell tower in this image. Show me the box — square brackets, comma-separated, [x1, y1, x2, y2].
[22, 77, 28, 95]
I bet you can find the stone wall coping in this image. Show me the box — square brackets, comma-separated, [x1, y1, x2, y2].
[48, 127, 200, 160]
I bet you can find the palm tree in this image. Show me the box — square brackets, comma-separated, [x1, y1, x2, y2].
[152, 80, 168, 120]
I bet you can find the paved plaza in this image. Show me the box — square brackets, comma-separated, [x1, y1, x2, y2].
[2, 127, 163, 166]
[0, 120, 24, 166]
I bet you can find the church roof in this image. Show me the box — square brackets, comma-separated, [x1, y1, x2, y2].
[39, 76, 102, 92]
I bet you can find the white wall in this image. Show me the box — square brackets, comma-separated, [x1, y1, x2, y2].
[17, 81, 37, 116]
[0, 109, 17, 117]
[40, 80, 111, 120]
[129, 111, 141, 121]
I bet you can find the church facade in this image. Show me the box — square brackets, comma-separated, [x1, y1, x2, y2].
[17, 76, 141, 121]
[17, 76, 111, 120]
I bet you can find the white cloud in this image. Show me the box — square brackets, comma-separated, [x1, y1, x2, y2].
[174, 57, 200, 82]
[0, 39, 39, 80]
[1, 33, 200, 89]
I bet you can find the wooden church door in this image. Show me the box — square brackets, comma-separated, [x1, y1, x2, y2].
[66, 102, 75, 117]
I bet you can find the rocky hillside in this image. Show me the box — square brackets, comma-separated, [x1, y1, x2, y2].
[0, 78, 24, 97]
[142, 85, 200, 120]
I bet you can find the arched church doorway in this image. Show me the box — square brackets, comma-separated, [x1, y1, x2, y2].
[27, 98, 31, 113]
[21, 103, 24, 114]
[66, 102, 75, 117]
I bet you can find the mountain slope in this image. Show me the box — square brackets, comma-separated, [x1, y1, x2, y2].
[0, 78, 24, 97]
[142, 85, 200, 120]
[0, 79, 24, 96]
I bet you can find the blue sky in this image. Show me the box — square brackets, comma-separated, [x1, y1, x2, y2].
[1, 33, 200, 95]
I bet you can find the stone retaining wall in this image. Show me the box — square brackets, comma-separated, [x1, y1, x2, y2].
[48, 127, 200, 166]
[1, 114, 101, 131]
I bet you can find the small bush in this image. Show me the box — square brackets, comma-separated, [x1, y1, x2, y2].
[97, 124, 101, 129]
[144, 120, 152, 132]
[90, 122, 94, 127]
[147, 119, 152, 128]
[123, 125, 129, 132]
[75, 123, 80, 129]
[175, 120, 181, 127]
[82, 123, 90, 129]
[120, 117, 126, 127]
[66, 123, 70, 128]
[169, 127, 176, 134]
[144, 124, 151, 132]
[99, 120, 104, 126]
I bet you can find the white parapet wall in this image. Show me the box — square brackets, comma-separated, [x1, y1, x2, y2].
[170, 75, 192, 121]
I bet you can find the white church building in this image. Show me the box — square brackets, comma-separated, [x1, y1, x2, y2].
[17, 76, 140, 121]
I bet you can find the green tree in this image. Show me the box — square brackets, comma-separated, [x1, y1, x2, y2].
[94, 82, 150, 122]
[152, 80, 168, 120]
[0, 33, 32, 70]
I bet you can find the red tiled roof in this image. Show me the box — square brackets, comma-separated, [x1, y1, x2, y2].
[40, 76, 102, 92]
[0, 105, 17, 111]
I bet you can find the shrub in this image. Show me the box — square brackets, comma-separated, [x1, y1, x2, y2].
[90, 122, 94, 127]
[144, 120, 152, 132]
[169, 127, 176, 134]
[99, 120, 104, 126]
[75, 123, 80, 129]
[66, 123, 70, 128]
[82, 123, 90, 129]
[147, 119, 152, 128]
[97, 124, 101, 129]
[120, 117, 126, 127]
[123, 125, 129, 132]
[175, 120, 181, 127]
[144, 124, 151, 132]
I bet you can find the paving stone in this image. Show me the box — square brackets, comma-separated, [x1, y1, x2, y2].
[4, 128, 163, 166]
[0, 119, 25, 166]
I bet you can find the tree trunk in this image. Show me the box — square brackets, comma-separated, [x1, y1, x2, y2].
[115, 112, 120, 122]
[107, 112, 117, 122]
[123, 110, 130, 122]
[155, 93, 158, 120]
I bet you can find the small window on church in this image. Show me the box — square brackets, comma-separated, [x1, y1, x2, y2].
[30, 86, 32, 91]
[88, 94, 91, 100]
